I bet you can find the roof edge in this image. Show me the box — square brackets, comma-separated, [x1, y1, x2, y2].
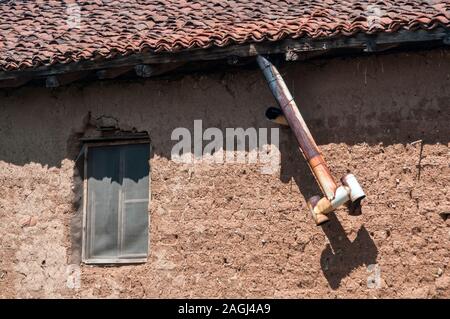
[0, 28, 449, 87]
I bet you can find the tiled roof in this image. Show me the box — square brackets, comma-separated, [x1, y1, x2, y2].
[0, 0, 449, 71]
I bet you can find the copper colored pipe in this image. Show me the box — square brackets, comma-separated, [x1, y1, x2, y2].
[257, 55, 365, 225]
[257, 56, 337, 198]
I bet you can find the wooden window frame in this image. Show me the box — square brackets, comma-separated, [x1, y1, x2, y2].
[81, 139, 151, 265]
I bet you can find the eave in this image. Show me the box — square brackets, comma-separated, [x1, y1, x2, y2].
[0, 27, 449, 89]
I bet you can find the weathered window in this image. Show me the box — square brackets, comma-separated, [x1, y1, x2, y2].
[82, 141, 150, 264]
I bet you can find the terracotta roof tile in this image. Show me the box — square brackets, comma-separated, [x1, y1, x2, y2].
[0, 0, 449, 71]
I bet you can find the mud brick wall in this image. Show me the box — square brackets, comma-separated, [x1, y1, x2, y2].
[0, 49, 449, 298]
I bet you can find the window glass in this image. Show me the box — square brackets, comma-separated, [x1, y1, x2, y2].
[84, 142, 150, 263]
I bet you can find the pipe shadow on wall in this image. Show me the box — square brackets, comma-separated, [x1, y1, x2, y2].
[320, 213, 378, 290]
[279, 127, 378, 289]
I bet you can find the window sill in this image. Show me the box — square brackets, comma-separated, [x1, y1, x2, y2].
[83, 257, 148, 265]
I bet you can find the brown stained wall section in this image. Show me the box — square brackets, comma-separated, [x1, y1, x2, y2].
[0, 49, 449, 298]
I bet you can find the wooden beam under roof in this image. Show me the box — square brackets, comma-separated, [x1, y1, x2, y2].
[0, 28, 448, 87]
[0, 77, 31, 88]
[45, 71, 90, 88]
[134, 62, 185, 78]
[96, 66, 133, 80]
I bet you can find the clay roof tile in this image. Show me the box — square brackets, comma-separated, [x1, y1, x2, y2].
[0, 0, 448, 72]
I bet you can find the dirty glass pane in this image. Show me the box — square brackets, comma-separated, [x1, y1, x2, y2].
[121, 201, 149, 256]
[85, 142, 150, 262]
[87, 146, 120, 258]
[122, 144, 150, 201]
[121, 144, 149, 256]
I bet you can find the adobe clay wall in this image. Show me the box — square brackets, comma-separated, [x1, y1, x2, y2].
[0, 49, 449, 298]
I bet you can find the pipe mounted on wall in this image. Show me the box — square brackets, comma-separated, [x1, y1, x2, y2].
[257, 55, 366, 225]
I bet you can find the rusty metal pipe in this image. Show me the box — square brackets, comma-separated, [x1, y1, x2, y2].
[257, 55, 337, 199]
[257, 55, 365, 225]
